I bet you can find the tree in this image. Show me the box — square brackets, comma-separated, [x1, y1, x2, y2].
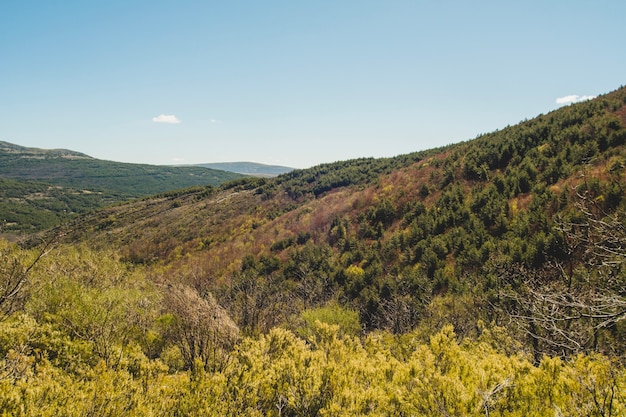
[162, 284, 239, 371]
[500, 188, 626, 360]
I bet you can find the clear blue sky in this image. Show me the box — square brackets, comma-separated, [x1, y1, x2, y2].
[1, 1, 625, 169]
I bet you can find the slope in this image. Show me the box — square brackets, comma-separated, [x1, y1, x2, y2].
[45, 86, 626, 359]
[0, 141, 244, 195]
[0, 141, 245, 233]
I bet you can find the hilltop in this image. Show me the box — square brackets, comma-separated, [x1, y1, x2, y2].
[0, 141, 91, 158]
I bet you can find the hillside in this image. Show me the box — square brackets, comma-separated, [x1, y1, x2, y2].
[0, 141, 245, 233]
[53, 86, 626, 355]
[3, 86, 626, 415]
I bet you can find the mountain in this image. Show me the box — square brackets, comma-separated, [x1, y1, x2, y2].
[0, 141, 245, 194]
[195, 161, 294, 177]
[0, 141, 245, 233]
[0, 141, 91, 158]
[51, 86, 626, 358]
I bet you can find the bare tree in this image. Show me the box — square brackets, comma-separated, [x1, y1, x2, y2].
[501, 271, 625, 360]
[223, 268, 297, 335]
[162, 284, 239, 372]
[555, 189, 626, 291]
[499, 189, 626, 361]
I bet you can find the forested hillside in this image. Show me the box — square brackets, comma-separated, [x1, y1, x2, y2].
[2, 86, 626, 415]
[0, 141, 244, 233]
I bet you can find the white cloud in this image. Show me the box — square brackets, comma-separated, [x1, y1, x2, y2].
[556, 95, 597, 105]
[152, 114, 181, 124]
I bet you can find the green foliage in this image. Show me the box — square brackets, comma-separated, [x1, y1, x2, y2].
[3, 88, 626, 414]
[0, 242, 624, 416]
[276, 152, 441, 200]
[18, 86, 622, 358]
[0, 142, 244, 233]
[0, 142, 244, 195]
[298, 301, 362, 338]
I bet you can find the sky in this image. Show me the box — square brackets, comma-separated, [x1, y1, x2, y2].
[1, 1, 625, 169]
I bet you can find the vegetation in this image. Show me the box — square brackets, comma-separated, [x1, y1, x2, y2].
[0, 141, 244, 233]
[2, 86, 626, 414]
[0, 242, 624, 416]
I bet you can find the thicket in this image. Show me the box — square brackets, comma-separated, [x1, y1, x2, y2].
[0, 241, 624, 416]
[176, 88, 626, 363]
[0, 178, 116, 233]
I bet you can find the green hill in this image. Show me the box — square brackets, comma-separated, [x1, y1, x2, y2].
[0, 141, 245, 233]
[53, 86, 626, 356]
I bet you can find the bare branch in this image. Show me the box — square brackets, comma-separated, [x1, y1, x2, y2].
[0, 234, 58, 319]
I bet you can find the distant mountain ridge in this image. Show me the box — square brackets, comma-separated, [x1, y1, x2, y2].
[0, 140, 244, 193]
[195, 162, 294, 177]
[0, 140, 91, 159]
[0, 140, 245, 233]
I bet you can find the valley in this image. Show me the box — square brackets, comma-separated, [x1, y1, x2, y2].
[2, 86, 626, 415]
